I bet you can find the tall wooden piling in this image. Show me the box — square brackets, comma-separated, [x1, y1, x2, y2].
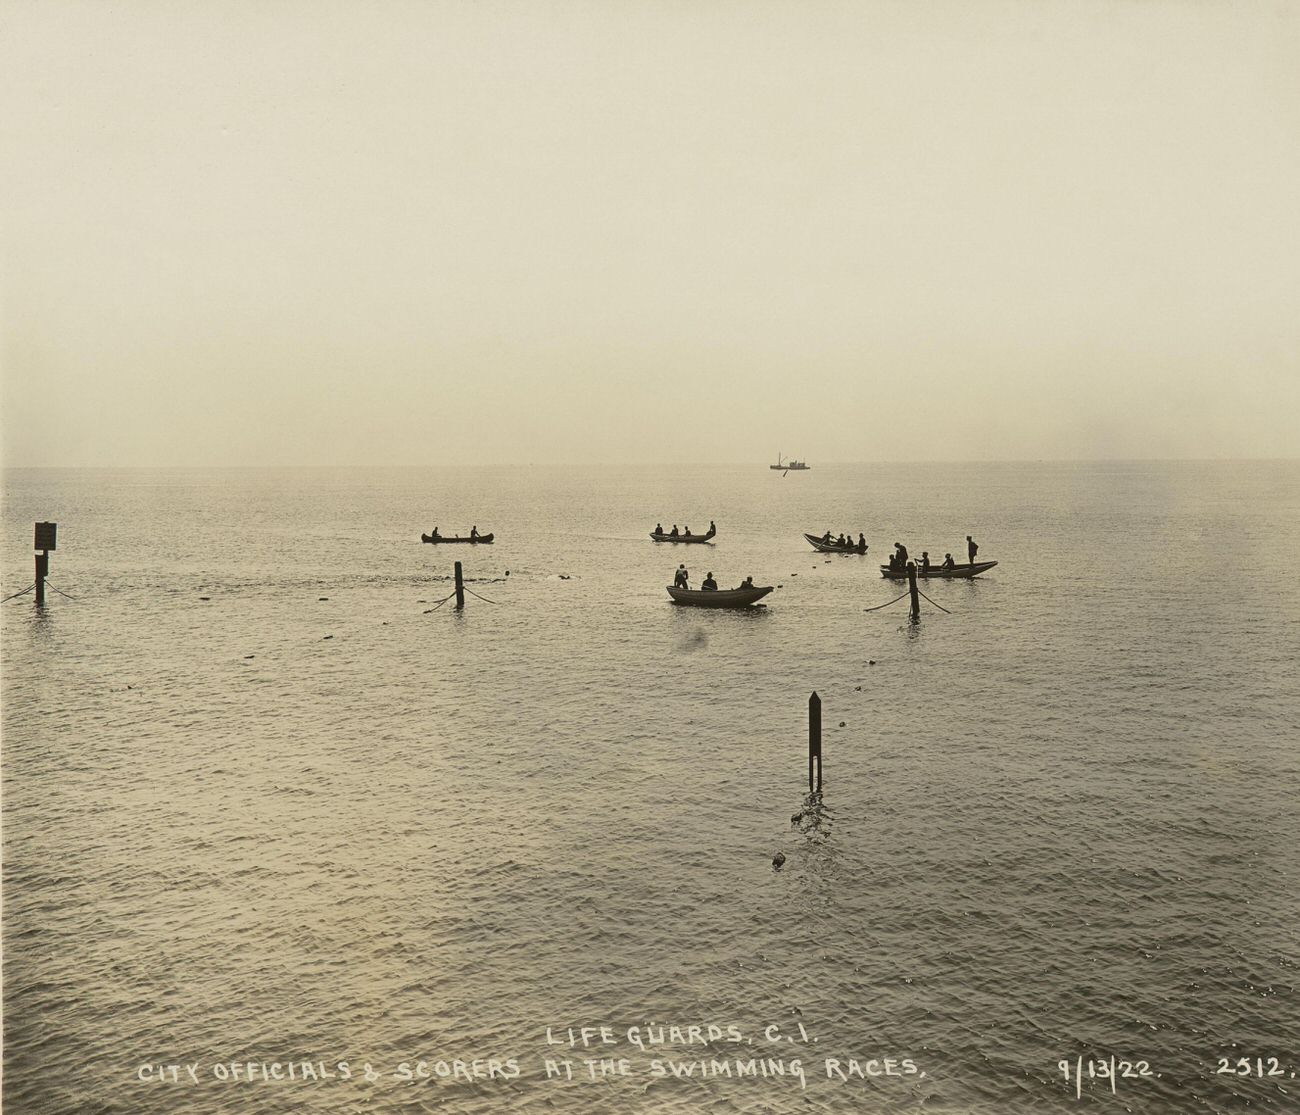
[907, 561, 919, 620]
[454, 561, 465, 610]
[808, 691, 822, 793]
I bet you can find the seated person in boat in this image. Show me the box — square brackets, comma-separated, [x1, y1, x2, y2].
[822, 531, 832, 544]
[670, 524, 680, 536]
[921, 552, 931, 572]
[674, 564, 689, 588]
[683, 525, 692, 536]
[702, 572, 718, 590]
[430, 526, 440, 539]
[739, 575, 755, 589]
[942, 553, 955, 570]
[470, 525, 479, 539]
[655, 523, 664, 535]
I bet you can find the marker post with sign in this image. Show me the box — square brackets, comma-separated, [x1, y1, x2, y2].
[34, 522, 56, 605]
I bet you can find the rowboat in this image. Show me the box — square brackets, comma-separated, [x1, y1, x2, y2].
[804, 532, 868, 554]
[650, 527, 716, 544]
[667, 585, 773, 608]
[880, 560, 997, 579]
[421, 533, 495, 544]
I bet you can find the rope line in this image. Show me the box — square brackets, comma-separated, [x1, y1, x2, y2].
[43, 581, 79, 601]
[917, 589, 951, 614]
[863, 590, 910, 612]
[2, 583, 36, 603]
[464, 587, 499, 604]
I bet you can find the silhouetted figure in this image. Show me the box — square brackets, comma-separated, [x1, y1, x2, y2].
[655, 523, 663, 535]
[702, 572, 718, 590]
[837, 533, 846, 546]
[470, 525, 479, 539]
[921, 552, 931, 572]
[740, 575, 755, 589]
[430, 526, 440, 539]
[857, 533, 867, 553]
[670, 524, 680, 536]
[822, 531, 832, 544]
[674, 564, 689, 588]
[942, 553, 955, 570]
[709, 520, 716, 534]
[894, 541, 909, 565]
[684, 525, 691, 537]
[967, 535, 978, 563]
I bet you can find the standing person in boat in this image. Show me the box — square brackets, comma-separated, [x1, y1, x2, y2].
[674, 564, 689, 588]
[857, 533, 868, 553]
[709, 520, 716, 535]
[942, 553, 955, 570]
[894, 541, 909, 566]
[967, 535, 978, 564]
[702, 571, 718, 590]
[921, 552, 932, 572]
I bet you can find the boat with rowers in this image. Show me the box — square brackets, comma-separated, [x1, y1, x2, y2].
[421, 531, 494, 544]
[804, 532, 868, 553]
[651, 523, 716, 544]
[667, 584, 773, 608]
[880, 560, 997, 579]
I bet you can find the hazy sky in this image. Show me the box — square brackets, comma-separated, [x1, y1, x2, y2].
[2, 0, 1297, 466]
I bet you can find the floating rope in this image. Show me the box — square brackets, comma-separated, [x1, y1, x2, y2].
[464, 587, 499, 604]
[863, 590, 910, 612]
[917, 589, 951, 614]
[1, 583, 37, 603]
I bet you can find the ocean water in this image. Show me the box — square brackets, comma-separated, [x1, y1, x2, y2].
[2, 462, 1298, 1115]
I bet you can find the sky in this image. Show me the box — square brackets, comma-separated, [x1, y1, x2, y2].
[2, 0, 1298, 466]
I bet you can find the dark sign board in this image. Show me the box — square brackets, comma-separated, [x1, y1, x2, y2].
[34, 522, 57, 551]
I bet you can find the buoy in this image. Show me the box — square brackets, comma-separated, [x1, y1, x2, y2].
[839, 721, 846, 727]
[772, 852, 786, 869]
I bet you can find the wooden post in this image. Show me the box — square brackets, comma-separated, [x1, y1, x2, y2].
[808, 691, 822, 793]
[33, 522, 55, 606]
[907, 561, 919, 619]
[454, 560, 465, 610]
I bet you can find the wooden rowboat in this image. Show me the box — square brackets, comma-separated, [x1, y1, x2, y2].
[421, 533, 494, 544]
[650, 527, 716, 544]
[880, 560, 997, 579]
[804, 532, 868, 554]
[667, 585, 773, 608]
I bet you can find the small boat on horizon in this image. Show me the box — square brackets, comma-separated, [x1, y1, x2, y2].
[651, 525, 716, 544]
[880, 560, 997, 580]
[771, 454, 809, 471]
[804, 532, 868, 554]
[421, 532, 495, 544]
[667, 584, 773, 608]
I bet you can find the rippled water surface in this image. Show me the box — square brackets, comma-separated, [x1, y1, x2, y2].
[3, 463, 1298, 1115]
